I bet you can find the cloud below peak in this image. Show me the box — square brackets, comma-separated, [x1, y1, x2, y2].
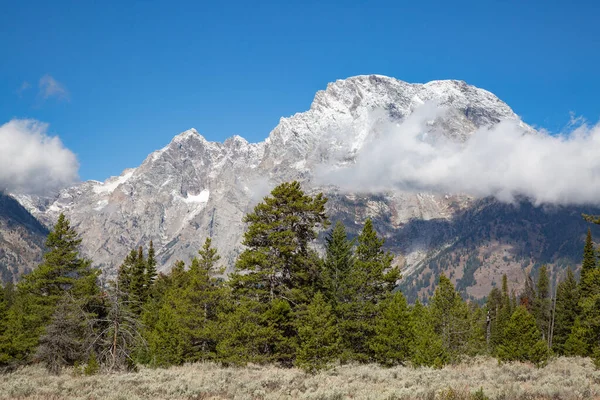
[315, 104, 600, 206]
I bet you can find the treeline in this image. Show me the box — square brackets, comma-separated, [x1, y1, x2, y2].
[1, 181, 600, 374]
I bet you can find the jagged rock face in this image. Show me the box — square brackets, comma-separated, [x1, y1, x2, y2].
[0, 193, 48, 282]
[14, 75, 565, 296]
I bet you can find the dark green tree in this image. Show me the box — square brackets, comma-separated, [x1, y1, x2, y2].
[409, 300, 447, 368]
[296, 292, 339, 373]
[230, 181, 328, 306]
[564, 317, 590, 356]
[552, 268, 580, 354]
[145, 241, 158, 291]
[1, 214, 98, 363]
[215, 298, 279, 365]
[370, 291, 413, 366]
[534, 265, 551, 341]
[581, 229, 596, 284]
[497, 306, 542, 363]
[337, 219, 399, 362]
[322, 221, 354, 306]
[429, 275, 471, 361]
[176, 239, 226, 362]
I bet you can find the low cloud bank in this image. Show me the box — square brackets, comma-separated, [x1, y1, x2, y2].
[0, 119, 79, 194]
[316, 104, 600, 206]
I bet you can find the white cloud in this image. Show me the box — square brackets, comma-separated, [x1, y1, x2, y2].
[16, 81, 31, 97]
[38, 74, 69, 101]
[0, 119, 79, 194]
[316, 103, 600, 206]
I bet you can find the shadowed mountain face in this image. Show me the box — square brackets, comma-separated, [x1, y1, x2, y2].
[323, 193, 600, 301]
[0, 192, 48, 282]
[7, 75, 597, 299]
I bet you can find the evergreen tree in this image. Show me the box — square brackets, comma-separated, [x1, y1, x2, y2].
[145, 239, 227, 365]
[1, 214, 98, 363]
[534, 265, 551, 341]
[177, 239, 226, 362]
[502, 275, 510, 311]
[409, 300, 447, 368]
[36, 295, 92, 374]
[322, 221, 354, 306]
[337, 219, 399, 362]
[520, 274, 536, 311]
[370, 291, 413, 366]
[98, 280, 142, 371]
[215, 298, 277, 365]
[225, 182, 328, 365]
[296, 292, 339, 373]
[146, 240, 158, 290]
[575, 272, 600, 357]
[497, 306, 542, 363]
[553, 268, 580, 354]
[581, 228, 596, 296]
[230, 181, 328, 305]
[488, 275, 513, 354]
[564, 317, 590, 356]
[486, 287, 504, 351]
[429, 275, 471, 360]
[146, 300, 185, 366]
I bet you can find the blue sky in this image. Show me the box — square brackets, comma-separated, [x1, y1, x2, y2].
[1, 0, 599, 182]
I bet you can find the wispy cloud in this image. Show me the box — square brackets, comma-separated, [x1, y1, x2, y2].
[0, 119, 79, 194]
[315, 103, 600, 206]
[38, 74, 70, 101]
[16, 81, 31, 97]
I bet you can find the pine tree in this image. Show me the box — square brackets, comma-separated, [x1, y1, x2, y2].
[146, 299, 185, 366]
[497, 306, 542, 363]
[145, 239, 227, 365]
[409, 300, 447, 368]
[553, 268, 580, 354]
[581, 229, 596, 295]
[575, 272, 600, 357]
[322, 221, 354, 306]
[534, 265, 551, 341]
[520, 274, 536, 311]
[429, 275, 471, 360]
[370, 291, 413, 367]
[337, 219, 399, 362]
[486, 287, 504, 351]
[230, 181, 328, 306]
[215, 298, 276, 365]
[146, 241, 157, 291]
[1, 214, 98, 363]
[36, 295, 92, 374]
[177, 239, 226, 362]
[225, 182, 328, 365]
[488, 275, 513, 354]
[296, 292, 339, 373]
[564, 317, 590, 356]
[98, 280, 143, 371]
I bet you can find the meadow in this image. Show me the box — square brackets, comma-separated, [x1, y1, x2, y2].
[1, 357, 599, 400]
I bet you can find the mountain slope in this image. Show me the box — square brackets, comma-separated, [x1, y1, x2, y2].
[0, 192, 48, 282]
[11, 75, 591, 297]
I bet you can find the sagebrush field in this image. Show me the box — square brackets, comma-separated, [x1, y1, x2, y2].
[1, 357, 599, 400]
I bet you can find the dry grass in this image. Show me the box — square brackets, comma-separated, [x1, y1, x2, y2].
[1, 357, 599, 400]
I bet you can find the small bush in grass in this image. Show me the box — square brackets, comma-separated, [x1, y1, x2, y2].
[84, 352, 100, 376]
[529, 340, 551, 368]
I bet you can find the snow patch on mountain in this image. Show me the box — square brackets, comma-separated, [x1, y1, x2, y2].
[93, 170, 135, 194]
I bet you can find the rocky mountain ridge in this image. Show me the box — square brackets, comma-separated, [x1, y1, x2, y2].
[9, 75, 590, 298]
